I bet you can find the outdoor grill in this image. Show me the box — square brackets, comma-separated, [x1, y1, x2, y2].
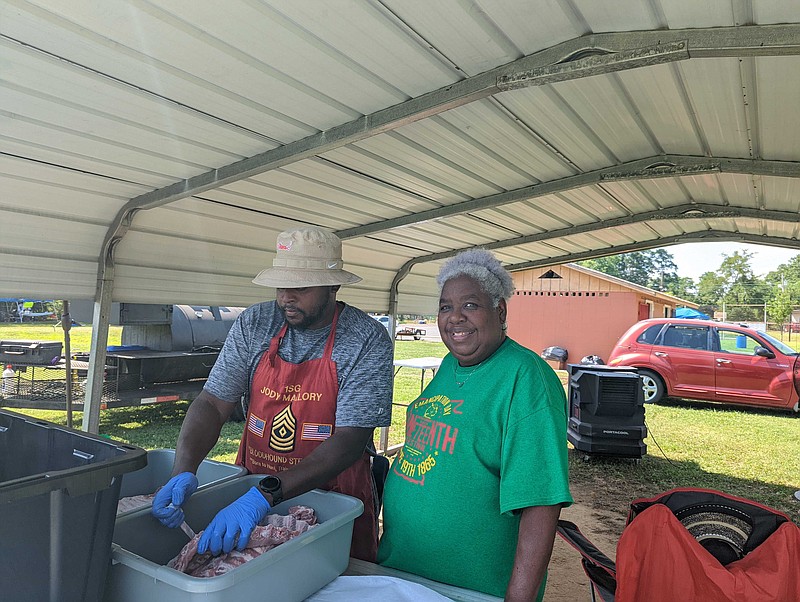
[1, 304, 243, 410]
[106, 304, 243, 390]
[0, 340, 63, 367]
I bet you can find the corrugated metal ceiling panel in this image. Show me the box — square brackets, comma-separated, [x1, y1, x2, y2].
[496, 90, 604, 170]
[1, 4, 296, 150]
[757, 57, 800, 160]
[676, 59, 752, 157]
[398, 102, 574, 183]
[3, 213, 106, 259]
[598, 179, 669, 212]
[264, 1, 459, 96]
[574, 0, 664, 31]
[613, 63, 706, 155]
[2, 255, 99, 299]
[4, 40, 261, 160]
[762, 176, 800, 212]
[659, 0, 735, 28]
[540, 77, 661, 162]
[752, 2, 800, 25]
[0, 156, 146, 220]
[380, 1, 525, 75]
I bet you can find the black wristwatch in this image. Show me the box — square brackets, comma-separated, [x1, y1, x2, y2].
[257, 475, 284, 506]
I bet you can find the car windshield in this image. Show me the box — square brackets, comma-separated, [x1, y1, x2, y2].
[756, 331, 799, 355]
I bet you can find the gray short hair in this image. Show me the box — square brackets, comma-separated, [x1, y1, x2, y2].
[437, 248, 515, 307]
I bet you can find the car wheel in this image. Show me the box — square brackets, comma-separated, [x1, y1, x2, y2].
[638, 369, 665, 404]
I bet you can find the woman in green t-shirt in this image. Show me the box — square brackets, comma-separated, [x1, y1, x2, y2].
[378, 248, 573, 601]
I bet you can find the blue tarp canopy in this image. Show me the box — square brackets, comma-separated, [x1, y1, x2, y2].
[675, 307, 711, 320]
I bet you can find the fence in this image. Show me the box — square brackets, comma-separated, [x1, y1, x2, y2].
[0, 363, 205, 411]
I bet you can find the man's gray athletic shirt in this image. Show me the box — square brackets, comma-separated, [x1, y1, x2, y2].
[205, 301, 393, 428]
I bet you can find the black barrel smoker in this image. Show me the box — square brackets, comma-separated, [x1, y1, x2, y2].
[107, 304, 244, 390]
[67, 302, 243, 392]
[1, 303, 245, 411]
[566, 364, 647, 459]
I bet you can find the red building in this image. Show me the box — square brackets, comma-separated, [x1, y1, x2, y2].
[507, 263, 698, 366]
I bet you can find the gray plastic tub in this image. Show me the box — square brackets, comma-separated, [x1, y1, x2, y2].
[117, 449, 247, 516]
[0, 409, 147, 602]
[105, 475, 363, 602]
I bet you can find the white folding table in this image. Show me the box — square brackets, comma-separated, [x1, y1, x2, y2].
[392, 356, 443, 394]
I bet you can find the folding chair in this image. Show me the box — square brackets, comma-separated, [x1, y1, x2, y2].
[556, 519, 616, 602]
[557, 488, 800, 602]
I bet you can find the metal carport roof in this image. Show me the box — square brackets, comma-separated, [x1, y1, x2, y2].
[3, 0, 800, 430]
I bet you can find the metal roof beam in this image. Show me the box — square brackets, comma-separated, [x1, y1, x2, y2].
[119, 24, 800, 215]
[337, 156, 800, 239]
[498, 24, 800, 90]
[387, 227, 800, 323]
[504, 231, 800, 272]
[471, 203, 800, 252]
[390, 204, 800, 273]
[103, 23, 800, 326]
[497, 41, 689, 89]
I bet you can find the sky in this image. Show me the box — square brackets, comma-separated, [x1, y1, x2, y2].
[666, 242, 800, 281]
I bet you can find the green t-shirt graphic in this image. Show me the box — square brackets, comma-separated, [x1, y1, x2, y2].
[377, 338, 573, 599]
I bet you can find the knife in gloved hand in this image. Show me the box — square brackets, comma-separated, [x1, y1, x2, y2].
[179, 520, 196, 539]
[166, 502, 197, 539]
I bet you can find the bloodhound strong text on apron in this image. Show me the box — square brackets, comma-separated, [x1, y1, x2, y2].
[236, 305, 377, 561]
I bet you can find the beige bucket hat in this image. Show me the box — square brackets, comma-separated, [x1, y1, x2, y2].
[252, 227, 362, 288]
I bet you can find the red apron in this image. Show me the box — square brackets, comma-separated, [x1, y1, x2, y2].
[235, 305, 377, 561]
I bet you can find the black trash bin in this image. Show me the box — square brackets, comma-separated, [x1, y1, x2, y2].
[541, 346, 568, 369]
[541, 346, 568, 362]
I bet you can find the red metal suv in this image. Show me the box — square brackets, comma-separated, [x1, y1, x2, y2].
[606, 318, 800, 412]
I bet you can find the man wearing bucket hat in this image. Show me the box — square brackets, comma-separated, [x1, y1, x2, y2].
[152, 227, 393, 562]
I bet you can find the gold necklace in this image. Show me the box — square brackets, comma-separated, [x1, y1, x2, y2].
[453, 362, 480, 387]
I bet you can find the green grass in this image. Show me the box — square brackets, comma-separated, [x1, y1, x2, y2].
[387, 340, 448, 449]
[0, 322, 122, 352]
[0, 323, 444, 460]
[567, 399, 799, 520]
[3, 323, 798, 523]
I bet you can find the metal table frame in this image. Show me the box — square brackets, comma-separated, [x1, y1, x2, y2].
[392, 356, 443, 394]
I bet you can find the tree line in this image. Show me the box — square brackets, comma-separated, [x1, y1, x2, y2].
[578, 248, 800, 326]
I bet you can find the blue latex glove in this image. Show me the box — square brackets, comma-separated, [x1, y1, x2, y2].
[197, 486, 271, 555]
[151, 472, 199, 528]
